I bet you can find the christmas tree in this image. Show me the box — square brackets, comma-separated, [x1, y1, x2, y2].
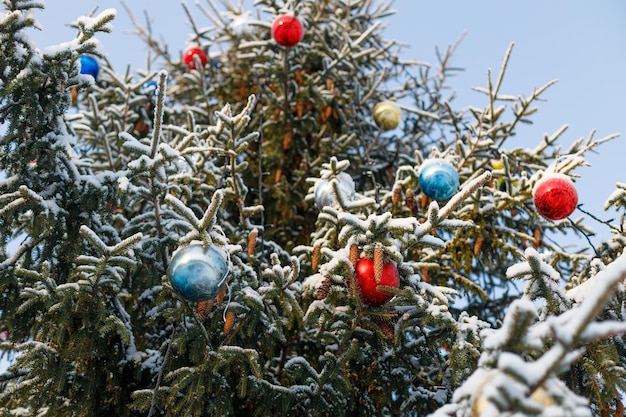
[2, 1, 626, 416]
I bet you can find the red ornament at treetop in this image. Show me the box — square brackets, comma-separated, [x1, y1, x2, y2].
[271, 15, 304, 47]
[354, 258, 400, 307]
[532, 173, 578, 220]
[183, 46, 208, 70]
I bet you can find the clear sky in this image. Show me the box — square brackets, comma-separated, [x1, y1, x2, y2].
[22, 1, 626, 241]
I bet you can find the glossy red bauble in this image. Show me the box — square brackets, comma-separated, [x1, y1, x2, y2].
[271, 15, 304, 47]
[354, 258, 400, 307]
[183, 46, 208, 70]
[532, 173, 578, 220]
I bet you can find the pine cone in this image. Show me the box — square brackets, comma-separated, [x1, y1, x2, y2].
[216, 283, 228, 306]
[375, 318, 395, 339]
[374, 244, 384, 284]
[405, 189, 418, 217]
[311, 245, 321, 272]
[349, 243, 359, 269]
[392, 186, 402, 205]
[196, 299, 213, 319]
[247, 228, 258, 257]
[316, 275, 332, 300]
[223, 311, 235, 335]
[473, 235, 484, 256]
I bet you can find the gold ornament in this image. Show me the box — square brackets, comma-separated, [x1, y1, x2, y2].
[373, 100, 402, 131]
[490, 159, 504, 170]
[471, 371, 555, 416]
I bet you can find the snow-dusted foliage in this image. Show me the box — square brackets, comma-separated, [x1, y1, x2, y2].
[1, 1, 625, 416]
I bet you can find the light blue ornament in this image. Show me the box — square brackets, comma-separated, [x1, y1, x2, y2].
[168, 244, 229, 302]
[79, 55, 99, 79]
[418, 159, 459, 201]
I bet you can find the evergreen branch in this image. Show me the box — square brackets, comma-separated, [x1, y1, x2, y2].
[164, 194, 200, 228]
[110, 233, 144, 256]
[416, 170, 492, 239]
[147, 325, 176, 417]
[79, 225, 142, 256]
[120, 1, 171, 64]
[150, 71, 168, 159]
[493, 42, 514, 98]
[0, 196, 26, 217]
[568, 215, 600, 257]
[0, 369, 29, 383]
[282, 256, 300, 290]
[199, 189, 225, 232]
[523, 251, 626, 392]
[75, 8, 116, 45]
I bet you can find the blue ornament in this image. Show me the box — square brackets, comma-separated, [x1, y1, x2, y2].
[79, 55, 99, 79]
[168, 244, 229, 302]
[142, 80, 158, 95]
[418, 159, 459, 201]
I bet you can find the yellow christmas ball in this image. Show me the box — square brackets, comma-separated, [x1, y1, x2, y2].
[471, 371, 555, 417]
[490, 159, 504, 170]
[373, 100, 402, 131]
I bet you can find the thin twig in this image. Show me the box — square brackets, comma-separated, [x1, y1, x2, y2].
[147, 325, 176, 417]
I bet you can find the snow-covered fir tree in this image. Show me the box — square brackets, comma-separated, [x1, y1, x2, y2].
[1, 1, 626, 416]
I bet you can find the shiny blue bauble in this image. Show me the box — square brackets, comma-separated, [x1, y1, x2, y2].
[168, 244, 229, 302]
[142, 80, 158, 95]
[418, 159, 459, 201]
[79, 55, 99, 79]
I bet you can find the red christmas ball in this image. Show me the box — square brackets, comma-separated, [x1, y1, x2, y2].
[532, 173, 578, 220]
[354, 258, 400, 307]
[183, 46, 207, 70]
[271, 15, 304, 47]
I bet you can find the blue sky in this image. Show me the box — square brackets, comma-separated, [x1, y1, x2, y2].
[28, 1, 625, 245]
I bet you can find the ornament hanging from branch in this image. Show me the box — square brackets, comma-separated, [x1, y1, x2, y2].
[354, 256, 400, 307]
[532, 173, 578, 220]
[314, 172, 355, 210]
[168, 244, 229, 302]
[271, 15, 304, 47]
[419, 158, 459, 201]
[373, 100, 402, 131]
[79, 55, 99, 79]
[183, 46, 208, 70]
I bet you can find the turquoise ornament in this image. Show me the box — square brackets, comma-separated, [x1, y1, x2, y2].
[168, 244, 229, 302]
[79, 55, 99, 79]
[419, 159, 459, 201]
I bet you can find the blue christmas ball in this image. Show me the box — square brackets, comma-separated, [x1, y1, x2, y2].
[168, 244, 229, 302]
[418, 159, 459, 201]
[142, 80, 158, 95]
[79, 55, 99, 79]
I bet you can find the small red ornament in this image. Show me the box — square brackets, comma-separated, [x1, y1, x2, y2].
[183, 46, 207, 70]
[532, 173, 578, 220]
[271, 15, 304, 47]
[354, 258, 400, 307]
